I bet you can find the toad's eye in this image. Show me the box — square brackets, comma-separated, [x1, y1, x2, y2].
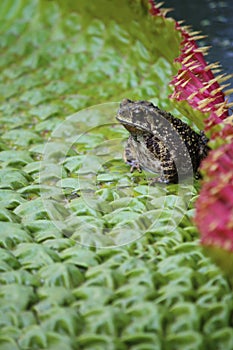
[120, 98, 132, 107]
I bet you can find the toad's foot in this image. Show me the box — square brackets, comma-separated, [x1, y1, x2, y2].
[123, 148, 142, 173]
[148, 174, 178, 185]
[148, 177, 170, 185]
[128, 160, 142, 173]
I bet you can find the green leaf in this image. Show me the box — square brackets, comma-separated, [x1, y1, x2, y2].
[46, 332, 74, 350]
[123, 302, 163, 335]
[20, 88, 50, 106]
[56, 177, 80, 190]
[0, 248, 20, 269]
[2, 130, 42, 146]
[209, 327, 233, 350]
[0, 284, 37, 312]
[166, 302, 200, 333]
[62, 155, 85, 173]
[61, 246, 99, 268]
[14, 243, 60, 269]
[0, 206, 20, 222]
[24, 219, 62, 243]
[0, 269, 39, 286]
[77, 334, 120, 348]
[0, 222, 31, 248]
[0, 337, 20, 350]
[15, 198, 69, 223]
[0, 326, 21, 342]
[0, 168, 30, 189]
[0, 151, 33, 166]
[38, 262, 84, 288]
[202, 302, 231, 333]
[18, 325, 47, 349]
[36, 286, 75, 309]
[122, 333, 161, 346]
[72, 286, 113, 313]
[42, 238, 73, 251]
[30, 104, 60, 120]
[0, 189, 26, 209]
[14, 198, 50, 221]
[166, 331, 203, 350]
[39, 306, 83, 336]
[103, 209, 142, 225]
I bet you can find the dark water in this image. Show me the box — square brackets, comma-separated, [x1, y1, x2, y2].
[164, 0, 233, 102]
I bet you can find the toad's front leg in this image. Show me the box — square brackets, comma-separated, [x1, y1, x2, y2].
[123, 136, 142, 173]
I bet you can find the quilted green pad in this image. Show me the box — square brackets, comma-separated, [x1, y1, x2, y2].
[0, 1, 232, 349]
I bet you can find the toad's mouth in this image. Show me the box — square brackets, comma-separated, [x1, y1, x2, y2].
[119, 123, 140, 133]
[116, 116, 148, 134]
